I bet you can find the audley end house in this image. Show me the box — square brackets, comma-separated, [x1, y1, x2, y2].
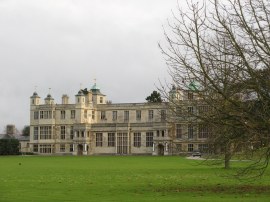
[29, 82, 209, 156]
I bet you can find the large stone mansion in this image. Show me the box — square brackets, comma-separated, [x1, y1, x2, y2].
[29, 83, 209, 155]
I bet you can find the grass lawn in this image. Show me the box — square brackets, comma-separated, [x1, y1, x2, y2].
[0, 156, 269, 202]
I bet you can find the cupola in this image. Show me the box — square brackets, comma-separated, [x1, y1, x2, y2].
[75, 89, 85, 104]
[30, 92, 40, 105]
[90, 83, 101, 94]
[44, 94, 54, 105]
[169, 84, 187, 101]
[90, 81, 106, 104]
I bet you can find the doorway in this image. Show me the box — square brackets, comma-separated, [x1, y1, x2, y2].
[158, 144, 164, 156]
[77, 144, 83, 156]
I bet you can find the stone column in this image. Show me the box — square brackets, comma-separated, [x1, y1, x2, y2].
[72, 144, 76, 156]
[152, 142, 157, 155]
[83, 143, 88, 155]
[164, 142, 169, 156]
[115, 133, 118, 154]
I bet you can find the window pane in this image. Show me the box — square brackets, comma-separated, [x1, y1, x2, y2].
[133, 132, 141, 147]
[96, 133, 103, 147]
[108, 133, 115, 147]
[146, 132, 153, 147]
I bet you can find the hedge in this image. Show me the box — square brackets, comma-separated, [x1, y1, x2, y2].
[0, 139, 20, 155]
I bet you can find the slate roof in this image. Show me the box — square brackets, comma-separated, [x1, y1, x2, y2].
[0, 134, 30, 141]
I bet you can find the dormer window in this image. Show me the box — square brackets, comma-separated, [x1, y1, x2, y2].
[100, 97, 103, 104]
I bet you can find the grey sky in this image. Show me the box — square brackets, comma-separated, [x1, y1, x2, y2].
[0, 0, 179, 132]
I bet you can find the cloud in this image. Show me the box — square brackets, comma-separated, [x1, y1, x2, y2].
[0, 0, 177, 132]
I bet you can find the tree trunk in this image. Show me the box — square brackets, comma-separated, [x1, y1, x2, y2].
[224, 149, 231, 169]
[224, 143, 232, 169]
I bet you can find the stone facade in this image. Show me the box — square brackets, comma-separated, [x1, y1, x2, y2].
[29, 83, 208, 156]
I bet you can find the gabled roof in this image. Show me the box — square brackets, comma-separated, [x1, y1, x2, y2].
[17, 136, 30, 141]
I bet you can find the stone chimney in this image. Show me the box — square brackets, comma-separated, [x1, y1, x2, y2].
[6, 125, 16, 135]
[62, 94, 69, 104]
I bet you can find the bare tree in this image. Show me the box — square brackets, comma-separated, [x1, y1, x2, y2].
[160, 0, 270, 177]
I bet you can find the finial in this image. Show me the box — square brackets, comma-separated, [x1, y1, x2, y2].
[49, 88, 51, 94]
[94, 78, 96, 84]
[34, 85, 37, 92]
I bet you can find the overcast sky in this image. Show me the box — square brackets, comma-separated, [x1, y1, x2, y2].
[0, 0, 181, 133]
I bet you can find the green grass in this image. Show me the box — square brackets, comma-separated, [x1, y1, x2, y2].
[0, 156, 269, 202]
